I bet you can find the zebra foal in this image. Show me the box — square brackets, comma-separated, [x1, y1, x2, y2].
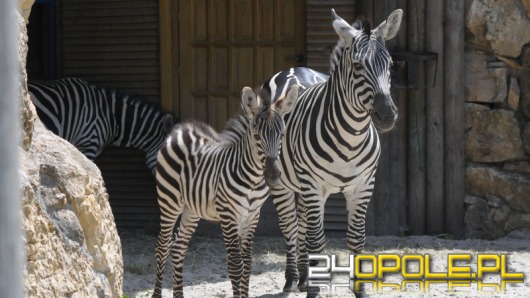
[153, 85, 298, 298]
[28, 78, 174, 174]
[261, 9, 403, 296]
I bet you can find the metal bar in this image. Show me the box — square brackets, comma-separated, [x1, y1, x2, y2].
[0, 0, 24, 297]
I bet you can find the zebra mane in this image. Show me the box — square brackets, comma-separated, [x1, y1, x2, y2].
[329, 17, 372, 74]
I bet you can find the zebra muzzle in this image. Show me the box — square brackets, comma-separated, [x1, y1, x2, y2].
[264, 157, 281, 185]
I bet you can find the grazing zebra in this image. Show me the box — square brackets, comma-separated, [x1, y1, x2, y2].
[153, 85, 299, 298]
[28, 78, 174, 174]
[261, 9, 403, 295]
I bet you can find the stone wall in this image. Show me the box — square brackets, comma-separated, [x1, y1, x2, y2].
[464, 0, 530, 239]
[18, 1, 123, 296]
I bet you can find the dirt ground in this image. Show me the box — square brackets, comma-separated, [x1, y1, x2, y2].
[121, 229, 530, 298]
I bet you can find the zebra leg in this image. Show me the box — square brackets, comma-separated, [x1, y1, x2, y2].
[300, 193, 326, 298]
[171, 207, 200, 298]
[344, 188, 372, 297]
[153, 197, 184, 298]
[239, 212, 260, 298]
[296, 200, 309, 292]
[344, 189, 372, 253]
[221, 219, 244, 298]
[270, 186, 299, 292]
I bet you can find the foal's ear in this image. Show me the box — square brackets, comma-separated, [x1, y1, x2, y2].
[274, 84, 298, 116]
[241, 87, 261, 119]
[373, 9, 403, 41]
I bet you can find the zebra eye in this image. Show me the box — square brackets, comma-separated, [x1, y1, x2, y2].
[353, 63, 363, 71]
[254, 132, 262, 141]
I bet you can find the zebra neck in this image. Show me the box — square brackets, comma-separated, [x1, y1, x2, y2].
[323, 76, 372, 136]
[234, 126, 265, 187]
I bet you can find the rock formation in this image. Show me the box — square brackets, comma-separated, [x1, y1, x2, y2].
[18, 1, 123, 296]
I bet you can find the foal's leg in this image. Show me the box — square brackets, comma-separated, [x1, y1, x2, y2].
[270, 186, 300, 291]
[153, 193, 184, 298]
[171, 207, 200, 298]
[239, 211, 260, 298]
[221, 218, 244, 298]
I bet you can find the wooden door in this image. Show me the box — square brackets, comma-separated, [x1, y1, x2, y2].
[177, 0, 305, 130]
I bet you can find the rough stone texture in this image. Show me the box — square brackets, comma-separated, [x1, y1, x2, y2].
[18, 4, 123, 297]
[464, 196, 505, 239]
[523, 123, 530, 155]
[466, 164, 530, 213]
[465, 109, 525, 162]
[464, 0, 530, 240]
[19, 0, 35, 21]
[504, 214, 530, 232]
[21, 121, 123, 298]
[524, 0, 530, 18]
[465, 102, 490, 114]
[17, 8, 36, 150]
[464, 52, 508, 103]
[507, 77, 520, 110]
[504, 161, 530, 174]
[467, 0, 530, 57]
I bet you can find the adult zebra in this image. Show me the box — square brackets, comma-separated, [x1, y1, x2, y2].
[28, 77, 174, 175]
[262, 9, 403, 295]
[153, 85, 298, 298]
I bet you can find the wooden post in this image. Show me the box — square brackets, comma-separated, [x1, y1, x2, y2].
[0, 1, 24, 297]
[444, 0, 465, 239]
[395, 0, 409, 235]
[407, 0, 427, 235]
[425, 0, 445, 235]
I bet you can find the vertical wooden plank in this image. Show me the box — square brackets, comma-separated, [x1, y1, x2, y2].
[444, 0, 465, 239]
[360, 0, 374, 19]
[159, 0, 173, 113]
[178, 0, 194, 121]
[394, 0, 409, 235]
[407, 0, 426, 235]
[169, 0, 180, 119]
[425, 0, 445, 235]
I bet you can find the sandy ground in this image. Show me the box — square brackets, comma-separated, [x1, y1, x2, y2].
[121, 229, 530, 298]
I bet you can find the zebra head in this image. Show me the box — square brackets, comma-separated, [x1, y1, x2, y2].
[331, 9, 403, 132]
[241, 85, 298, 186]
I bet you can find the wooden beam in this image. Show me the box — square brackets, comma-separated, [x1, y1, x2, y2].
[425, 0, 445, 235]
[444, 0, 465, 239]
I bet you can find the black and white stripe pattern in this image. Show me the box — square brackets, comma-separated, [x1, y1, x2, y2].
[152, 86, 298, 298]
[261, 9, 403, 295]
[28, 77, 174, 174]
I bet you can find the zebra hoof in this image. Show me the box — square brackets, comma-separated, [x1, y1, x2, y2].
[283, 278, 299, 292]
[297, 275, 308, 292]
[306, 286, 320, 298]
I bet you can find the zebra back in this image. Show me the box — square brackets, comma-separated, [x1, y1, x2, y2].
[28, 78, 174, 174]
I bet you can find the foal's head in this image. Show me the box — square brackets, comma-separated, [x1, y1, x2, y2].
[240, 85, 298, 185]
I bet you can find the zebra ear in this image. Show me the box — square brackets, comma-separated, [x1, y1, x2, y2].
[332, 8, 358, 44]
[162, 114, 175, 134]
[241, 87, 261, 119]
[374, 9, 403, 41]
[274, 84, 298, 116]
